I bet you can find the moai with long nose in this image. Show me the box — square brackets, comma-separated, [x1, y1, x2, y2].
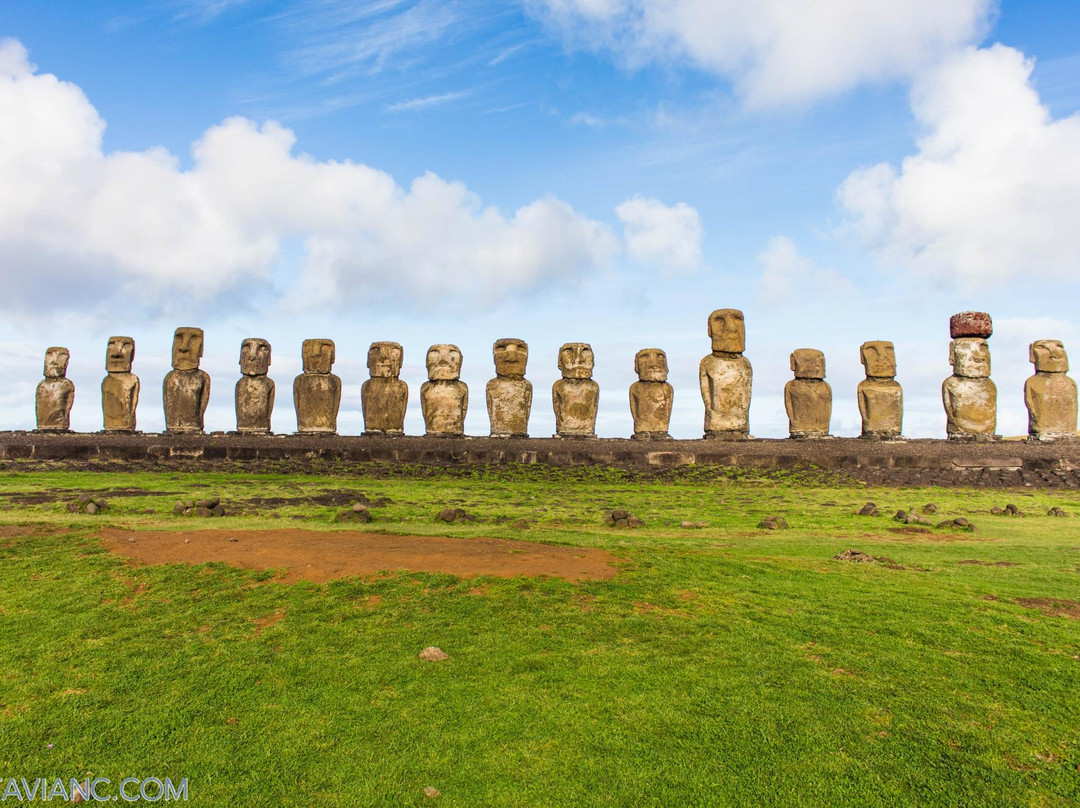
[235, 338, 274, 434]
[487, 338, 532, 437]
[629, 348, 673, 440]
[163, 327, 210, 433]
[1025, 339, 1077, 441]
[102, 336, 140, 432]
[294, 339, 341, 434]
[552, 342, 599, 438]
[784, 349, 831, 439]
[362, 341, 408, 436]
[35, 347, 75, 431]
[942, 312, 997, 441]
[699, 308, 752, 439]
[857, 340, 903, 440]
[421, 344, 468, 437]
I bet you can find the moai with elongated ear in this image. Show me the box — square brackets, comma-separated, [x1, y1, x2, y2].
[552, 343, 598, 438]
[362, 342, 408, 436]
[784, 349, 831, 439]
[942, 312, 996, 440]
[102, 336, 139, 432]
[1025, 339, 1077, 441]
[487, 338, 532, 438]
[699, 308, 752, 439]
[857, 341, 902, 440]
[421, 344, 468, 436]
[35, 347, 74, 431]
[235, 338, 274, 434]
[629, 348, 673, 439]
[294, 339, 341, 434]
[163, 327, 210, 433]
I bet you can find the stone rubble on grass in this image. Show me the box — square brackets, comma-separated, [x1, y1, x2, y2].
[680, 521, 706, 529]
[757, 516, 789, 530]
[990, 504, 1023, 516]
[936, 517, 976, 531]
[436, 507, 475, 524]
[856, 502, 879, 517]
[334, 503, 372, 523]
[921, 503, 938, 514]
[67, 494, 109, 515]
[173, 497, 226, 517]
[605, 508, 644, 528]
[1048, 506, 1069, 517]
[419, 647, 449, 662]
[893, 509, 931, 526]
[833, 549, 898, 565]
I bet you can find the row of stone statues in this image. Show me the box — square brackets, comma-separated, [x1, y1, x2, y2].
[33, 310, 1078, 441]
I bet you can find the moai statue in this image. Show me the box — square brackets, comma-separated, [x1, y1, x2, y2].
[235, 338, 274, 434]
[35, 347, 74, 431]
[294, 339, 341, 434]
[163, 327, 210, 434]
[421, 344, 468, 436]
[699, 309, 752, 439]
[487, 338, 532, 438]
[857, 341, 903, 440]
[101, 336, 139, 432]
[362, 342, 408, 436]
[1025, 340, 1077, 441]
[629, 348, 673, 440]
[942, 312, 996, 441]
[784, 349, 831, 439]
[552, 342, 599, 438]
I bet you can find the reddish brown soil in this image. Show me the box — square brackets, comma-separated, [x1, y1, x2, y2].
[101, 528, 620, 584]
[1014, 597, 1080, 620]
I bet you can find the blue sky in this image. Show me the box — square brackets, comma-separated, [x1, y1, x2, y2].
[2, 0, 1079, 438]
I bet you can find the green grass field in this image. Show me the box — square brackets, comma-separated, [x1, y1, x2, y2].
[1, 465, 1078, 806]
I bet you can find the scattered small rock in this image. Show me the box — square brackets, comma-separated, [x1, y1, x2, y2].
[1005, 503, 1022, 516]
[758, 516, 789, 530]
[196, 497, 221, 510]
[1048, 506, 1069, 517]
[334, 503, 372, 524]
[419, 646, 449, 662]
[680, 521, 706, 529]
[606, 509, 643, 528]
[67, 495, 108, 515]
[423, 786, 441, 799]
[856, 502, 879, 517]
[436, 507, 474, 524]
[937, 517, 976, 531]
[834, 549, 878, 563]
[894, 510, 930, 526]
[127, 537, 136, 544]
[228, 536, 239, 543]
[922, 503, 938, 515]
[990, 507, 1004, 515]
[175, 498, 226, 517]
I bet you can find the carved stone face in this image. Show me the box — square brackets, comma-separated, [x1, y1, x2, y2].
[172, 327, 204, 371]
[635, 348, 668, 382]
[493, 338, 528, 379]
[1030, 339, 1069, 373]
[558, 343, 594, 380]
[106, 336, 135, 373]
[367, 342, 403, 378]
[950, 338, 991, 378]
[426, 344, 462, 381]
[708, 309, 746, 353]
[790, 348, 826, 380]
[860, 341, 896, 378]
[302, 339, 336, 374]
[44, 347, 70, 379]
[240, 338, 271, 376]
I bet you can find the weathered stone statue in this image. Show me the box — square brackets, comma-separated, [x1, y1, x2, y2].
[362, 341, 408, 436]
[235, 338, 274, 434]
[101, 336, 139, 432]
[163, 327, 210, 434]
[857, 340, 903, 440]
[699, 308, 752, 439]
[294, 339, 341, 434]
[552, 342, 599, 438]
[1025, 339, 1077, 441]
[943, 337, 997, 440]
[784, 349, 831, 439]
[35, 347, 74, 431]
[629, 348, 673, 439]
[421, 344, 468, 436]
[487, 338, 532, 437]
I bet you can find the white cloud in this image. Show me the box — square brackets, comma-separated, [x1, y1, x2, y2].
[755, 235, 854, 303]
[386, 91, 467, 112]
[616, 195, 702, 272]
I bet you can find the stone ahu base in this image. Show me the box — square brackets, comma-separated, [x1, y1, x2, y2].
[1, 431, 1079, 488]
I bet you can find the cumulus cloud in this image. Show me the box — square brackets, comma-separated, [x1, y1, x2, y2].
[616, 195, 702, 272]
[756, 235, 853, 303]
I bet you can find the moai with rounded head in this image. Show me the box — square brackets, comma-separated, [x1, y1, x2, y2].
[857, 341, 902, 440]
[942, 312, 996, 440]
[235, 338, 274, 434]
[421, 344, 468, 436]
[163, 327, 210, 434]
[362, 342, 408, 436]
[629, 348, 673, 440]
[487, 338, 532, 437]
[294, 339, 341, 434]
[102, 336, 139, 432]
[784, 349, 831, 439]
[699, 309, 752, 439]
[1025, 339, 1077, 441]
[552, 343, 599, 438]
[35, 347, 74, 431]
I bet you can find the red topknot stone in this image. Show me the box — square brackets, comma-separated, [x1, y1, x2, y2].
[950, 311, 993, 339]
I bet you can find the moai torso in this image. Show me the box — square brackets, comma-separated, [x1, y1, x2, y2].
[857, 340, 902, 439]
[943, 333, 996, 440]
[36, 347, 74, 431]
[422, 344, 468, 436]
[487, 338, 532, 437]
[699, 309, 751, 438]
[1025, 340, 1077, 440]
[102, 336, 140, 432]
[164, 327, 210, 433]
[235, 338, 274, 434]
[294, 339, 341, 434]
[784, 349, 831, 438]
[362, 342, 408, 435]
[553, 343, 598, 437]
[630, 348, 673, 439]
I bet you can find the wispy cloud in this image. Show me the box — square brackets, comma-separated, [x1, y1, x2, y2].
[168, 0, 255, 24]
[387, 90, 467, 112]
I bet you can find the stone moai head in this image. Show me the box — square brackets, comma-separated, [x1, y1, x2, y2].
[1030, 339, 1069, 373]
[426, 344, 463, 381]
[558, 343, 594, 380]
[368, 342, 403, 378]
[790, 349, 825, 380]
[949, 338, 991, 378]
[708, 309, 746, 354]
[493, 338, 529, 379]
[635, 348, 668, 382]
[106, 336, 135, 373]
[240, 338, 271, 376]
[43, 347, 70, 379]
[860, 341, 896, 378]
[302, 339, 336, 374]
[172, 327, 204, 371]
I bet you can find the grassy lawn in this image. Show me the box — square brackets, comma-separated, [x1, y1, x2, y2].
[0, 465, 1078, 806]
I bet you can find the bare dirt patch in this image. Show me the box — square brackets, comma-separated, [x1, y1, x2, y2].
[101, 528, 620, 584]
[1014, 598, 1080, 620]
[958, 559, 1021, 567]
